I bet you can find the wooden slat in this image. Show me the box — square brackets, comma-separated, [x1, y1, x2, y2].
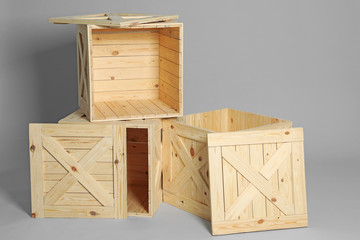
[235, 145, 252, 220]
[163, 191, 211, 221]
[92, 32, 159, 45]
[114, 125, 127, 219]
[96, 102, 118, 119]
[222, 147, 238, 220]
[263, 143, 280, 217]
[93, 67, 159, 80]
[208, 146, 225, 222]
[159, 45, 180, 64]
[93, 79, 159, 92]
[164, 121, 211, 143]
[160, 57, 181, 77]
[50, 137, 102, 149]
[43, 173, 113, 181]
[41, 124, 112, 137]
[250, 144, 266, 217]
[54, 193, 102, 206]
[42, 136, 113, 207]
[292, 142, 307, 214]
[93, 56, 159, 69]
[159, 34, 180, 52]
[160, 68, 180, 89]
[159, 90, 180, 112]
[44, 181, 113, 194]
[44, 206, 114, 218]
[128, 100, 155, 117]
[92, 44, 158, 57]
[29, 124, 44, 218]
[212, 214, 308, 235]
[93, 89, 159, 102]
[140, 99, 166, 115]
[160, 81, 179, 101]
[151, 99, 179, 114]
[208, 128, 304, 147]
[43, 162, 113, 175]
[159, 27, 180, 39]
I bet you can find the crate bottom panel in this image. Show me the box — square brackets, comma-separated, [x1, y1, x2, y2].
[93, 99, 180, 121]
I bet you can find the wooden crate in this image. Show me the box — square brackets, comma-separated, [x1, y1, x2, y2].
[29, 110, 162, 218]
[49, 13, 183, 122]
[162, 108, 308, 235]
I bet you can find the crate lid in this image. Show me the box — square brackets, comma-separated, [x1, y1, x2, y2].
[49, 13, 178, 27]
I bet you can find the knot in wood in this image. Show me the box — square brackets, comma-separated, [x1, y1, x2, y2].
[155, 84, 159, 88]
[204, 191, 207, 196]
[71, 166, 77, 172]
[31, 213, 36, 218]
[281, 178, 284, 183]
[271, 198, 277, 202]
[30, 145, 36, 152]
[110, 76, 115, 80]
[175, 153, 178, 157]
[190, 147, 195, 157]
[285, 131, 290, 135]
[170, 125, 174, 129]
[112, 50, 119, 56]
[198, 156, 202, 161]
[89, 211, 96, 216]
[114, 159, 119, 165]
[258, 219, 264, 224]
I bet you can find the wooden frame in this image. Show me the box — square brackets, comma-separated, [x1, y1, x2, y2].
[29, 110, 162, 218]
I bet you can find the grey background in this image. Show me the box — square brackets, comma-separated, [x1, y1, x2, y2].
[1, 0, 359, 239]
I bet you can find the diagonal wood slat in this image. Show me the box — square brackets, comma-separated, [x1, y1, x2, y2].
[222, 143, 294, 217]
[44, 137, 112, 205]
[42, 136, 113, 206]
[170, 134, 210, 204]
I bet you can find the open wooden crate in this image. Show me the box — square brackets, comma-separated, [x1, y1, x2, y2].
[29, 110, 162, 218]
[162, 109, 308, 235]
[49, 13, 183, 122]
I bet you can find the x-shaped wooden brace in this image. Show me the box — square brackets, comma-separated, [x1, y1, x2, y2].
[222, 143, 295, 219]
[43, 136, 113, 206]
[105, 13, 176, 27]
[168, 134, 210, 205]
[77, 31, 89, 103]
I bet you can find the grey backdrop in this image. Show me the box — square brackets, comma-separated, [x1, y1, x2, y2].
[1, 0, 359, 239]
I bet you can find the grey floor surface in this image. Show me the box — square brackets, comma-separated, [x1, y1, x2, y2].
[1, 151, 359, 240]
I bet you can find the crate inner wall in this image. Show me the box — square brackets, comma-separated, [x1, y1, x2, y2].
[81, 25, 183, 121]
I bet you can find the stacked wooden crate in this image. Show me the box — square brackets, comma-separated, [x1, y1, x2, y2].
[29, 13, 308, 236]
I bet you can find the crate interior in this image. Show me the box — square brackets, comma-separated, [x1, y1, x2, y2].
[91, 27, 182, 121]
[177, 108, 286, 132]
[126, 128, 149, 214]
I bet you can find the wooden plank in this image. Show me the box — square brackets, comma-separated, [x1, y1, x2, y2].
[92, 44, 159, 57]
[119, 101, 141, 117]
[159, 34, 180, 52]
[43, 162, 113, 175]
[93, 67, 159, 80]
[222, 146, 294, 215]
[159, 68, 180, 89]
[93, 89, 159, 102]
[140, 99, 166, 115]
[50, 137, 103, 149]
[250, 144, 266, 218]
[92, 32, 159, 45]
[159, 27, 180, 39]
[95, 102, 118, 119]
[151, 99, 179, 114]
[263, 143, 280, 217]
[159, 91, 181, 113]
[212, 214, 308, 235]
[128, 100, 155, 117]
[164, 121, 211, 143]
[292, 142, 307, 214]
[93, 56, 159, 68]
[208, 146, 225, 222]
[160, 57, 181, 77]
[44, 173, 113, 181]
[44, 206, 114, 218]
[42, 136, 113, 206]
[114, 125, 127, 219]
[29, 124, 44, 218]
[44, 181, 113, 194]
[235, 145, 253, 220]
[93, 79, 159, 92]
[105, 101, 129, 118]
[41, 124, 112, 137]
[54, 193, 102, 206]
[159, 45, 180, 64]
[160, 81, 179, 101]
[222, 147, 238, 221]
[208, 128, 304, 147]
[163, 191, 211, 221]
